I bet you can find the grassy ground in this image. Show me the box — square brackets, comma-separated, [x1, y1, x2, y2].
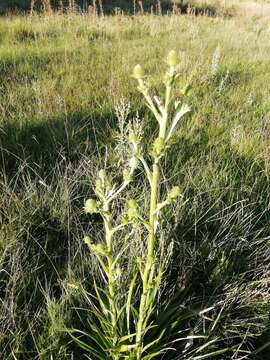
[0, 6, 270, 360]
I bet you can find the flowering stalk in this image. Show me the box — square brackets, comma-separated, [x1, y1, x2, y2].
[133, 51, 190, 359]
[82, 50, 190, 360]
[84, 164, 136, 359]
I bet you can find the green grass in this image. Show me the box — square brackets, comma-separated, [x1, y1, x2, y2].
[0, 9, 270, 359]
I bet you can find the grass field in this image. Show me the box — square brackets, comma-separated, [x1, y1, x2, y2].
[0, 2, 270, 359]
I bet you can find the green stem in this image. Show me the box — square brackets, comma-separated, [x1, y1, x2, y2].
[135, 159, 160, 359]
[135, 84, 171, 359]
[104, 212, 119, 358]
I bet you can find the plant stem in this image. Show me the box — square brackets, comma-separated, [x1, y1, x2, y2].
[104, 210, 119, 357]
[135, 84, 171, 359]
[135, 159, 160, 359]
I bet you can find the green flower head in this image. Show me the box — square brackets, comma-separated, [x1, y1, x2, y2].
[168, 186, 182, 200]
[132, 64, 145, 79]
[84, 198, 98, 214]
[128, 199, 137, 209]
[167, 50, 179, 67]
[151, 137, 165, 157]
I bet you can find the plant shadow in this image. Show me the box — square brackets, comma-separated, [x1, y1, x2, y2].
[0, 109, 115, 178]
[0, 109, 115, 358]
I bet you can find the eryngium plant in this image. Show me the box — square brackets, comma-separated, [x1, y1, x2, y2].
[72, 50, 191, 359]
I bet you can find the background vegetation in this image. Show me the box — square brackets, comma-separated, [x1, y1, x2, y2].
[0, 0, 236, 15]
[0, 1, 270, 359]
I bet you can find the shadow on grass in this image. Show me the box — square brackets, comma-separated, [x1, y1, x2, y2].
[0, 109, 115, 358]
[0, 109, 115, 177]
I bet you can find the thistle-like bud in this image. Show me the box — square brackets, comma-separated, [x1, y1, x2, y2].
[150, 137, 165, 157]
[84, 237, 108, 257]
[128, 199, 137, 209]
[154, 137, 165, 151]
[91, 243, 108, 257]
[84, 198, 99, 214]
[168, 186, 182, 200]
[119, 344, 129, 353]
[132, 64, 145, 79]
[167, 50, 179, 67]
